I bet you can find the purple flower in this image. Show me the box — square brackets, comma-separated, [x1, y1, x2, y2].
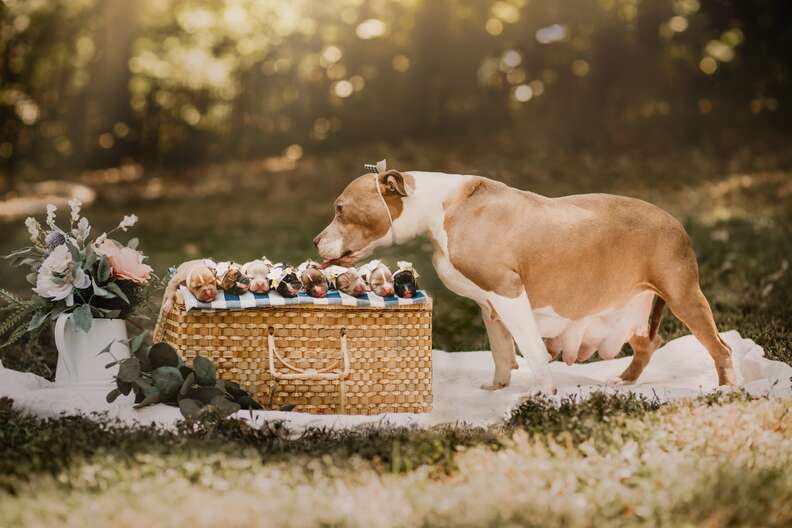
[45, 231, 66, 250]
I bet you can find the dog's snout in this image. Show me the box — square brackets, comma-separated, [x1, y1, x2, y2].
[312, 234, 321, 247]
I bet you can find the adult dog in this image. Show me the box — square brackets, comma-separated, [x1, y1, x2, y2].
[314, 167, 736, 391]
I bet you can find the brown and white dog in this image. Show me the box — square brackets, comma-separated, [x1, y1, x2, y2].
[314, 168, 736, 392]
[162, 259, 218, 314]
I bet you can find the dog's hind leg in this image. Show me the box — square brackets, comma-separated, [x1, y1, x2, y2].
[618, 296, 666, 383]
[479, 302, 517, 390]
[487, 291, 555, 393]
[654, 244, 736, 386]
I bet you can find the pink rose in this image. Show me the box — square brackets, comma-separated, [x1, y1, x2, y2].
[95, 239, 153, 284]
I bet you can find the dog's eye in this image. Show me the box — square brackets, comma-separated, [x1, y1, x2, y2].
[335, 203, 343, 215]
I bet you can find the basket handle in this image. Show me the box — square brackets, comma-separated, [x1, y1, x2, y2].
[267, 327, 351, 381]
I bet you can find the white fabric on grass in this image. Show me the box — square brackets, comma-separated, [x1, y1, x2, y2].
[1, 330, 790, 431]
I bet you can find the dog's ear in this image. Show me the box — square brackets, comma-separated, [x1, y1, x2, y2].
[379, 170, 408, 197]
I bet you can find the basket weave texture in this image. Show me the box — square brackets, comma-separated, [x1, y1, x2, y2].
[153, 302, 433, 415]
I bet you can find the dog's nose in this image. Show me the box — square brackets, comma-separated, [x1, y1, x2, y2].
[312, 235, 320, 247]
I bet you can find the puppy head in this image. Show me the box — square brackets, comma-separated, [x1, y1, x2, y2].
[300, 263, 329, 298]
[218, 263, 250, 295]
[393, 261, 419, 298]
[314, 170, 411, 267]
[366, 263, 394, 297]
[335, 268, 367, 297]
[277, 269, 302, 298]
[242, 259, 272, 293]
[187, 266, 218, 302]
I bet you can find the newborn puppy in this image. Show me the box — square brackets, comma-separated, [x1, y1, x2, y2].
[162, 259, 218, 313]
[241, 258, 273, 294]
[393, 261, 420, 298]
[267, 263, 302, 298]
[298, 260, 329, 298]
[215, 261, 251, 295]
[358, 259, 395, 297]
[324, 265, 367, 296]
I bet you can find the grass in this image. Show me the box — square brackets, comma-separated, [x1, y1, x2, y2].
[1, 138, 791, 526]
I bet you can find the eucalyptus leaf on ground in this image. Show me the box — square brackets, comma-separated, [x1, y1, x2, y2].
[106, 388, 121, 403]
[178, 398, 203, 419]
[128, 331, 148, 354]
[151, 366, 183, 401]
[149, 342, 180, 369]
[117, 358, 141, 383]
[193, 355, 216, 386]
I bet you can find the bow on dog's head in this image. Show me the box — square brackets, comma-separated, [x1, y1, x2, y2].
[314, 159, 411, 268]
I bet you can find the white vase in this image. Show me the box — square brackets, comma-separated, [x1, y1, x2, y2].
[53, 313, 131, 387]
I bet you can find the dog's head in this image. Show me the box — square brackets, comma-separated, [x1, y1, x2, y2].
[298, 260, 329, 298]
[241, 258, 273, 294]
[186, 265, 218, 302]
[314, 170, 410, 267]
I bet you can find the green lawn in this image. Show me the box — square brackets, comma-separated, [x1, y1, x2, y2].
[1, 139, 791, 526]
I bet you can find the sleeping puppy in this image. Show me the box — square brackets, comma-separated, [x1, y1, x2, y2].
[393, 261, 419, 298]
[324, 265, 367, 296]
[162, 259, 218, 313]
[358, 259, 395, 297]
[267, 263, 302, 297]
[241, 258, 273, 294]
[215, 261, 251, 295]
[297, 260, 329, 297]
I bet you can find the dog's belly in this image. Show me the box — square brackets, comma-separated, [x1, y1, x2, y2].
[533, 290, 655, 364]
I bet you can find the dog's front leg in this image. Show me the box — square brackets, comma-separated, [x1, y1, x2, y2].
[479, 302, 516, 390]
[487, 290, 555, 393]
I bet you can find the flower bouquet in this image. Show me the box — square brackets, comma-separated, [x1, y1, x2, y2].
[1, 200, 157, 349]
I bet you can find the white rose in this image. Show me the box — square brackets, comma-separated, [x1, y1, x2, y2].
[33, 245, 90, 302]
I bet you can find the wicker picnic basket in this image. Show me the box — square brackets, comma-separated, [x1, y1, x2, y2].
[153, 301, 433, 415]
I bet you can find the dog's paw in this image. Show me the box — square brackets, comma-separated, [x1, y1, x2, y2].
[480, 382, 509, 391]
[606, 376, 635, 386]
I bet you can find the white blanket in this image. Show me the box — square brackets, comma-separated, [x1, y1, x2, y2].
[2, 330, 790, 430]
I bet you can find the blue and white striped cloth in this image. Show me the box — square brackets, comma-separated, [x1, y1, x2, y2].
[179, 285, 429, 311]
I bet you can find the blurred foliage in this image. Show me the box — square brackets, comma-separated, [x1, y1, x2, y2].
[1, 0, 791, 187]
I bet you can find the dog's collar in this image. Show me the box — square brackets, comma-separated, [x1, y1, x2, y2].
[367, 160, 397, 246]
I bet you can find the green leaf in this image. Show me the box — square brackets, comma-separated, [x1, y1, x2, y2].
[118, 380, 133, 396]
[128, 331, 148, 355]
[106, 388, 121, 403]
[178, 398, 203, 419]
[149, 342, 180, 369]
[71, 304, 92, 333]
[3, 247, 35, 260]
[98, 256, 112, 282]
[151, 366, 184, 402]
[186, 386, 225, 405]
[210, 395, 240, 417]
[135, 344, 151, 372]
[133, 387, 160, 408]
[27, 310, 50, 331]
[96, 338, 116, 356]
[103, 282, 129, 304]
[83, 245, 97, 268]
[193, 356, 216, 386]
[65, 239, 82, 266]
[180, 372, 196, 398]
[118, 357, 141, 383]
[92, 279, 114, 298]
[26, 272, 38, 286]
[127, 238, 139, 250]
[105, 360, 118, 369]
